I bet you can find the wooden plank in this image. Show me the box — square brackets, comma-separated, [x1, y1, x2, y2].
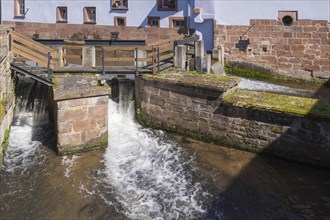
[104, 57, 136, 62]
[159, 53, 173, 61]
[12, 31, 55, 53]
[102, 46, 151, 51]
[12, 44, 57, 66]
[158, 44, 172, 50]
[62, 45, 83, 50]
[159, 47, 173, 54]
[137, 57, 152, 62]
[147, 36, 183, 47]
[12, 47, 48, 67]
[63, 54, 82, 60]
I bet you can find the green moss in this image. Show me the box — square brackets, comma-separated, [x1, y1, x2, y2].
[224, 65, 323, 89]
[1, 129, 10, 156]
[0, 99, 5, 122]
[58, 133, 108, 155]
[224, 89, 330, 120]
[143, 70, 240, 92]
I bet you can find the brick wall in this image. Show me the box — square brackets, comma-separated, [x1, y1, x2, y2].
[3, 21, 184, 44]
[214, 18, 330, 80]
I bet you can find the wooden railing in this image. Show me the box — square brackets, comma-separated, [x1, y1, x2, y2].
[60, 36, 182, 74]
[12, 31, 58, 70]
[62, 45, 83, 65]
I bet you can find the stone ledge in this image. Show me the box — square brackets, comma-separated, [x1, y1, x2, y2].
[52, 74, 111, 101]
[57, 131, 108, 155]
[224, 89, 330, 120]
[142, 69, 240, 93]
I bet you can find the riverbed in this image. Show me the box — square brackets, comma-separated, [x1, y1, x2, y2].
[1, 97, 329, 219]
[1, 79, 330, 219]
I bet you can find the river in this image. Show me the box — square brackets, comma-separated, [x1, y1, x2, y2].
[0, 80, 329, 219]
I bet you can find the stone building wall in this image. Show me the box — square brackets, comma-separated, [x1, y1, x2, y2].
[214, 15, 330, 80]
[56, 95, 109, 154]
[136, 76, 330, 169]
[3, 21, 184, 43]
[0, 27, 15, 166]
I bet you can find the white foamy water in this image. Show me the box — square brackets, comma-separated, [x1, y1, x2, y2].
[100, 84, 207, 219]
[238, 78, 311, 96]
[62, 155, 81, 178]
[3, 124, 46, 174]
[3, 79, 50, 174]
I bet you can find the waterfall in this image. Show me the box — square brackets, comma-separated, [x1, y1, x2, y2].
[3, 78, 52, 173]
[100, 81, 208, 219]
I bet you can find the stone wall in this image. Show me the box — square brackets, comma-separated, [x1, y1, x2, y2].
[56, 96, 109, 154]
[214, 17, 330, 80]
[0, 29, 15, 166]
[3, 21, 184, 43]
[136, 76, 330, 169]
[52, 74, 110, 154]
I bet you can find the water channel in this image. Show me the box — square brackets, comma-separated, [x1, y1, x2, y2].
[0, 78, 329, 219]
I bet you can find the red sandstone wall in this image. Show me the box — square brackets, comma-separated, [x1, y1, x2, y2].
[214, 19, 330, 80]
[3, 21, 184, 44]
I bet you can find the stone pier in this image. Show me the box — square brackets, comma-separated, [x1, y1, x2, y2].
[51, 74, 110, 154]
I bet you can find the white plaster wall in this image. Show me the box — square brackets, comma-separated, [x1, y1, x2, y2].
[213, 0, 330, 25]
[1, 0, 188, 27]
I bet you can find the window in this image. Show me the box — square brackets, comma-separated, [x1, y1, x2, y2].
[170, 17, 186, 29]
[112, 0, 128, 10]
[115, 17, 126, 27]
[14, 0, 25, 17]
[84, 7, 96, 24]
[56, 7, 68, 23]
[148, 17, 160, 27]
[158, 0, 177, 11]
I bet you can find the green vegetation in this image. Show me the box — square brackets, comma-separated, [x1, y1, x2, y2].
[59, 134, 108, 154]
[224, 65, 323, 89]
[0, 98, 5, 122]
[1, 129, 10, 156]
[144, 67, 240, 91]
[224, 89, 330, 120]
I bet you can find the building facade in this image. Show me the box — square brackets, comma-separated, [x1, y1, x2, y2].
[1, 0, 329, 51]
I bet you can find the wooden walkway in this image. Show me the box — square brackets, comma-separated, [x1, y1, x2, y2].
[10, 30, 198, 86]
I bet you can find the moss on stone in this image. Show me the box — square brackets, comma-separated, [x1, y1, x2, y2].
[224, 89, 330, 120]
[224, 65, 323, 89]
[0, 98, 5, 122]
[58, 133, 108, 155]
[1, 128, 10, 156]
[143, 68, 240, 92]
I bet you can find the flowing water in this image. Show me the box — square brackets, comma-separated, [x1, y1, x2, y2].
[0, 79, 330, 219]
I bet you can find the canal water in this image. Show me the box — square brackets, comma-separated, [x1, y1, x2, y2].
[0, 80, 330, 219]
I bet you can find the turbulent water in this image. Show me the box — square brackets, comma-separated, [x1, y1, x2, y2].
[1, 78, 330, 220]
[98, 83, 208, 219]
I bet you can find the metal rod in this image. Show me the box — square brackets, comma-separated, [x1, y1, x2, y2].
[102, 47, 105, 75]
[135, 48, 138, 75]
[157, 47, 160, 73]
[47, 52, 52, 80]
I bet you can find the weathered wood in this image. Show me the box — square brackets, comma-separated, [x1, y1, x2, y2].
[63, 54, 82, 60]
[12, 44, 57, 67]
[147, 36, 183, 46]
[62, 45, 84, 50]
[159, 53, 174, 61]
[102, 46, 150, 51]
[13, 46, 49, 68]
[159, 47, 173, 54]
[104, 57, 136, 62]
[12, 31, 55, 54]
